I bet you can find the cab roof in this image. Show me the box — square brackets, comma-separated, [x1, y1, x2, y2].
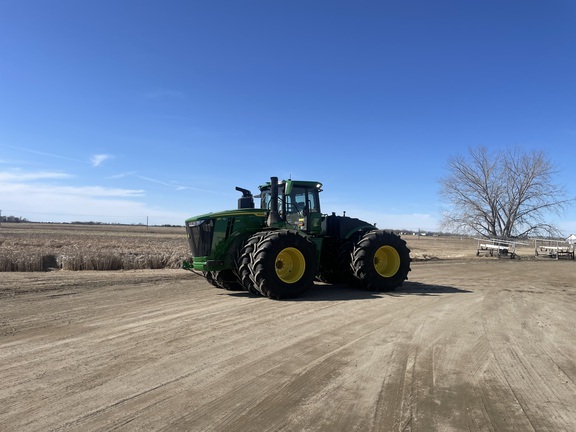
[258, 179, 323, 191]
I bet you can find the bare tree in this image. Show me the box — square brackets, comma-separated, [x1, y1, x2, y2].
[439, 146, 574, 238]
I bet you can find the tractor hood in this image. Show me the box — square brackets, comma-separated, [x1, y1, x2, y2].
[185, 208, 267, 223]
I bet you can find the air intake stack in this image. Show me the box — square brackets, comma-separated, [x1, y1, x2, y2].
[235, 187, 254, 209]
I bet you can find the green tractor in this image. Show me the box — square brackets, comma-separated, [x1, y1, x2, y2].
[183, 177, 411, 299]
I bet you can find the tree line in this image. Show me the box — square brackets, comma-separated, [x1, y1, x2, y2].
[1, 215, 29, 223]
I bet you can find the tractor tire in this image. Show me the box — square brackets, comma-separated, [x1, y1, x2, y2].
[316, 239, 339, 283]
[203, 271, 223, 288]
[213, 269, 244, 291]
[335, 239, 355, 283]
[318, 232, 367, 284]
[250, 230, 317, 299]
[351, 230, 411, 292]
[318, 239, 355, 284]
[236, 232, 268, 295]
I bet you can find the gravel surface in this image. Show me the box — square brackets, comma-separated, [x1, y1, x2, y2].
[1, 259, 576, 431]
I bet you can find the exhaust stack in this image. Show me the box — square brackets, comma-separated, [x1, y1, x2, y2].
[267, 176, 281, 227]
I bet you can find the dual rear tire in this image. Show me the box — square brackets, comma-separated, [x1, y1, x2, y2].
[350, 230, 411, 291]
[235, 230, 317, 299]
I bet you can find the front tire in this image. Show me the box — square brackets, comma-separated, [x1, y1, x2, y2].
[213, 269, 243, 290]
[236, 232, 268, 295]
[203, 271, 222, 288]
[351, 230, 411, 291]
[251, 230, 317, 299]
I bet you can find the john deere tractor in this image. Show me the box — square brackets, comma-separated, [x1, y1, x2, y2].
[184, 177, 411, 299]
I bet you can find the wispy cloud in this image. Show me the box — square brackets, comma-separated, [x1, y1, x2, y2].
[91, 154, 113, 167]
[106, 171, 223, 194]
[136, 175, 217, 193]
[0, 143, 84, 163]
[52, 185, 144, 197]
[106, 172, 216, 193]
[0, 170, 143, 197]
[0, 169, 158, 223]
[2, 182, 144, 198]
[0, 184, 167, 223]
[108, 171, 138, 179]
[137, 175, 178, 188]
[0, 170, 73, 181]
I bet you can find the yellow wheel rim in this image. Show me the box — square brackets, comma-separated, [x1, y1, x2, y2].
[275, 247, 306, 284]
[374, 245, 401, 278]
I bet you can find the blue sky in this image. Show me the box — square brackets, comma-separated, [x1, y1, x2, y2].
[1, 0, 575, 233]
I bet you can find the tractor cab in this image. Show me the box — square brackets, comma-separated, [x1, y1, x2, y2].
[259, 179, 323, 234]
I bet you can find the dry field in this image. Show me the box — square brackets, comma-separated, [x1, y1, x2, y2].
[1, 226, 576, 431]
[0, 223, 189, 271]
[0, 222, 544, 273]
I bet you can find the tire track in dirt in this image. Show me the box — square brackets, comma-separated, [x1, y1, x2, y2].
[480, 285, 576, 431]
[157, 286, 480, 431]
[370, 287, 489, 431]
[79, 296, 412, 430]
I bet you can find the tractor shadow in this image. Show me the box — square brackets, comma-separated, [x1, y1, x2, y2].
[301, 281, 472, 301]
[227, 281, 471, 301]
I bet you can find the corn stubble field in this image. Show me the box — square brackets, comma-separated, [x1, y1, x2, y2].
[0, 223, 189, 272]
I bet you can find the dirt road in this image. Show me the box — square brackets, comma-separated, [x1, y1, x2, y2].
[1, 259, 576, 431]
